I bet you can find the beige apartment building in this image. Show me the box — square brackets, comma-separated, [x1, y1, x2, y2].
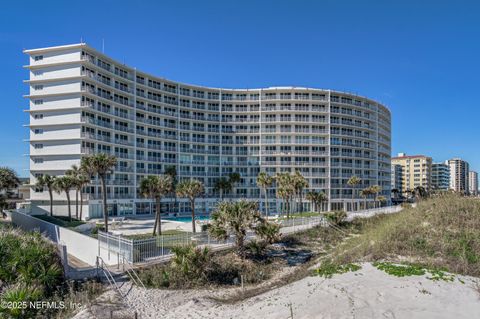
[391, 153, 432, 194]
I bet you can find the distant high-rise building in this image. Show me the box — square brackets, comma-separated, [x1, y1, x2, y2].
[432, 162, 450, 191]
[391, 164, 403, 195]
[469, 171, 478, 196]
[391, 153, 432, 193]
[448, 158, 470, 194]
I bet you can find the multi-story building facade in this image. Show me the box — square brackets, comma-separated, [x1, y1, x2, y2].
[448, 158, 469, 194]
[391, 153, 432, 194]
[431, 162, 450, 191]
[24, 43, 391, 219]
[468, 171, 478, 196]
[391, 164, 403, 195]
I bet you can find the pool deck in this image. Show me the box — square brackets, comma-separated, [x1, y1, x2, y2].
[88, 216, 208, 235]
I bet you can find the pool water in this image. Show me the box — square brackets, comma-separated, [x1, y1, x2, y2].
[164, 216, 210, 222]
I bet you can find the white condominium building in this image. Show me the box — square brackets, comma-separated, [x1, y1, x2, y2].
[448, 158, 469, 194]
[24, 43, 391, 219]
[469, 171, 478, 196]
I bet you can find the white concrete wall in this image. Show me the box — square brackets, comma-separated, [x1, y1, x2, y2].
[29, 95, 82, 112]
[10, 210, 116, 266]
[30, 139, 82, 156]
[29, 48, 81, 66]
[30, 109, 81, 126]
[30, 64, 81, 81]
[30, 79, 81, 96]
[30, 124, 81, 141]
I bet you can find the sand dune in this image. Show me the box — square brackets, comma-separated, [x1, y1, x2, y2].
[120, 263, 479, 319]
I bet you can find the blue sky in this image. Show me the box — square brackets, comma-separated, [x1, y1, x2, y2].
[0, 0, 479, 177]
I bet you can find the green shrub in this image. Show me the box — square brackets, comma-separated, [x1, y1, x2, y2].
[255, 221, 281, 244]
[324, 210, 347, 225]
[245, 239, 268, 256]
[0, 228, 63, 289]
[0, 284, 43, 318]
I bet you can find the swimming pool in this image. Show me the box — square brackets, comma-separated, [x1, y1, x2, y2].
[164, 216, 211, 222]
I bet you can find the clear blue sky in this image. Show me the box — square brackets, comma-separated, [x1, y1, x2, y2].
[1, 0, 479, 177]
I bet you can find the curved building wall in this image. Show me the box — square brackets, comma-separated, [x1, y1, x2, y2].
[25, 43, 391, 218]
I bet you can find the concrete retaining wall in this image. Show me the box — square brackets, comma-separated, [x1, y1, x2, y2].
[9, 210, 117, 266]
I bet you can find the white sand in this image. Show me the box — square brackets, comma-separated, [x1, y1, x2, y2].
[122, 263, 480, 319]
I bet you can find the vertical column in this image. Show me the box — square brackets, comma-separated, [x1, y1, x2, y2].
[133, 68, 137, 214]
[327, 90, 332, 211]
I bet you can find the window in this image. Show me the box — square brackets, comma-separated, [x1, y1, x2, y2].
[34, 129, 43, 134]
[34, 85, 43, 90]
[34, 114, 43, 119]
[33, 70, 43, 76]
[34, 55, 43, 61]
[34, 100, 43, 105]
[34, 144, 43, 149]
[34, 158, 44, 164]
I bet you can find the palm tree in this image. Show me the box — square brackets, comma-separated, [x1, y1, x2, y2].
[276, 172, 295, 218]
[305, 190, 327, 212]
[65, 165, 83, 219]
[414, 186, 427, 199]
[359, 188, 370, 210]
[391, 188, 399, 200]
[81, 154, 117, 233]
[209, 200, 267, 257]
[139, 175, 173, 235]
[75, 174, 90, 220]
[164, 165, 178, 214]
[54, 176, 75, 220]
[35, 174, 57, 217]
[377, 195, 387, 207]
[347, 175, 361, 212]
[256, 171, 273, 216]
[293, 171, 309, 214]
[176, 179, 204, 233]
[228, 172, 241, 191]
[214, 177, 231, 200]
[369, 185, 382, 208]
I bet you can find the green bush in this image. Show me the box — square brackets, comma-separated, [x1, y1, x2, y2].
[324, 210, 347, 225]
[255, 221, 281, 244]
[138, 247, 273, 289]
[0, 226, 64, 318]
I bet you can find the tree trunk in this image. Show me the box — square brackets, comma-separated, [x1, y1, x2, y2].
[351, 188, 354, 212]
[66, 191, 72, 221]
[286, 198, 290, 219]
[236, 233, 245, 258]
[155, 197, 162, 235]
[79, 191, 83, 220]
[299, 192, 303, 214]
[101, 176, 108, 233]
[191, 199, 196, 233]
[75, 190, 79, 219]
[152, 199, 158, 236]
[48, 188, 53, 217]
[264, 189, 268, 217]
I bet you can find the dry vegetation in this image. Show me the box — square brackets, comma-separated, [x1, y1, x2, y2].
[330, 194, 480, 277]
